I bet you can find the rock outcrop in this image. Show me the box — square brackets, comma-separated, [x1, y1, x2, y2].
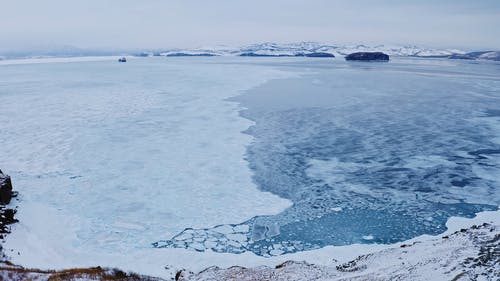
[0, 171, 12, 205]
[0, 170, 17, 239]
[345, 52, 389, 61]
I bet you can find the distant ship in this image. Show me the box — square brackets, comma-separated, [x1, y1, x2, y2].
[118, 57, 127, 62]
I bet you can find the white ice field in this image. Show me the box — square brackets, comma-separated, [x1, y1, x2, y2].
[0, 56, 499, 278]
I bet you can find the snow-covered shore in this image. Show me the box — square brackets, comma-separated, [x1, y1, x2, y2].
[0, 210, 498, 280]
[179, 219, 499, 280]
[176, 210, 499, 280]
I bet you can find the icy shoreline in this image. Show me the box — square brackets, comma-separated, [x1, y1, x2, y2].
[179, 214, 499, 280]
[1, 209, 498, 280]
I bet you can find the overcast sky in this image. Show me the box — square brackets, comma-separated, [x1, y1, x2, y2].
[1, 0, 499, 51]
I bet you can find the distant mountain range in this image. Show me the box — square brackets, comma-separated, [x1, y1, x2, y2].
[1, 42, 499, 61]
[135, 42, 500, 61]
[145, 42, 467, 58]
[448, 51, 500, 61]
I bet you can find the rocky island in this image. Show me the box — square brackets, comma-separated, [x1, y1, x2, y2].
[345, 52, 390, 61]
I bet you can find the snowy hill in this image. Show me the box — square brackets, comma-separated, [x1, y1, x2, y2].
[449, 51, 500, 61]
[2, 42, 498, 61]
[179, 222, 499, 281]
[147, 42, 467, 58]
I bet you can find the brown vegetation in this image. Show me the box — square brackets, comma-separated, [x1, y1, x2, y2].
[0, 264, 164, 281]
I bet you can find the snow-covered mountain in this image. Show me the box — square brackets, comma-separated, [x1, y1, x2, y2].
[146, 42, 468, 58]
[449, 51, 500, 61]
[2, 42, 498, 61]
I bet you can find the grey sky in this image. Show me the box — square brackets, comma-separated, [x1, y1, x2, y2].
[1, 0, 499, 51]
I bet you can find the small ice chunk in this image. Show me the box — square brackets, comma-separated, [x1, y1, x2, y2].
[190, 242, 206, 252]
[193, 237, 205, 242]
[227, 240, 241, 248]
[174, 232, 193, 241]
[362, 235, 374, 240]
[233, 224, 250, 233]
[204, 241, 218, 249]
[266, 224, 280, 237]
[331, 207, 342, 212]
[112, 222, 145, 231]
[269, 249, 284, 256]
[226, 233, 247, 242]
[213, 225, 234, 234]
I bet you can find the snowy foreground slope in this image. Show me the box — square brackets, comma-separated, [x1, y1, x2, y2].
[179, 222, 499, 281]
[0, 215, 497, 281]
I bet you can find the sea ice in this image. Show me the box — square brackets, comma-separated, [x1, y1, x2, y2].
[0, 57, 499, 277]
[157, 57, 500, 256]
[0, 57, 294, 266]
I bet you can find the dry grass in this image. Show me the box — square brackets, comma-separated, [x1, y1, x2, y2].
[0, 265, 163, 281]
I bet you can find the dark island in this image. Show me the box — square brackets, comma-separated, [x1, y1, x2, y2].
[345, 52, 389, 61]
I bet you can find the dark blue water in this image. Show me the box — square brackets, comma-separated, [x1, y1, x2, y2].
[154, 58, 500, 256]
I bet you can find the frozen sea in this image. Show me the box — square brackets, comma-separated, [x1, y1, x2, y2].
[0, 56, 499, 276]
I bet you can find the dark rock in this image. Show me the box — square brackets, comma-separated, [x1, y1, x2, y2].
[0, 207, 18, 237]
[0, 170, 17, 240]
[0, 170, 13, 205]
[345, 52, 389, 61]
[1, 209, 17, 225]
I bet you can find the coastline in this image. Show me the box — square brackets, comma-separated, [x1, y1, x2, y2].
[1, 209, 498, 280]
